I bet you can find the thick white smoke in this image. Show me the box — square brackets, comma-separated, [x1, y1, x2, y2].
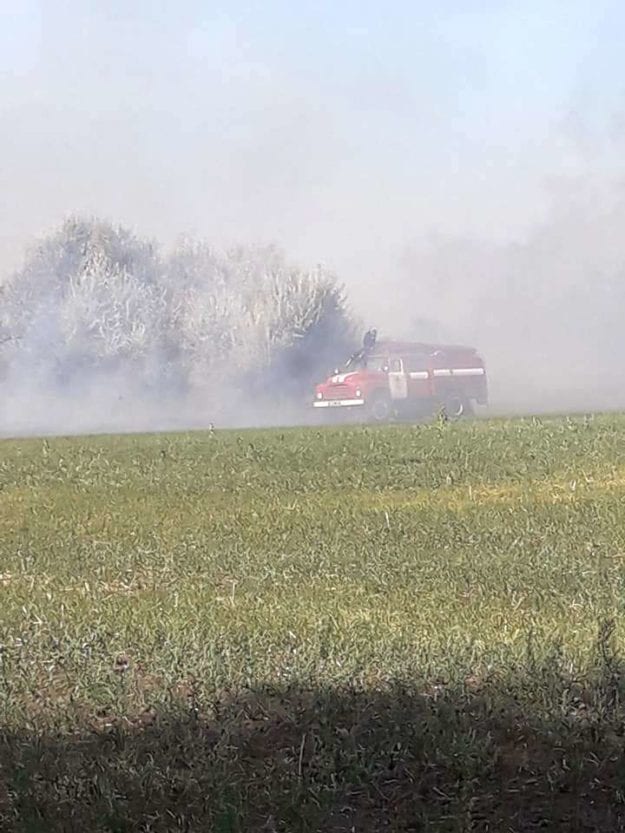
[392, 174, 625, 415]
[0, 217, 354, 437]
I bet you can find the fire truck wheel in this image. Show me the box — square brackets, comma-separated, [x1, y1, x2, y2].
[367, 392, 393, 423]
[442, 392, 472, 420]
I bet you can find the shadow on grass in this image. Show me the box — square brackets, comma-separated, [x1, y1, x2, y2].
[1, 667, 625, 833]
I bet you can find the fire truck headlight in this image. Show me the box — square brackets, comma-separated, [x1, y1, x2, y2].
[316, 392, 323, 400]
[355, 389, 362, 398]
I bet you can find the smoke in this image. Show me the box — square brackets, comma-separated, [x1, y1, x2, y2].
[6, 168, 625, 439]
[0, 365, 326, 439]
[0, 218, 354, 438]
[3, 4, 625, 433]
[385, 167, 625, 416]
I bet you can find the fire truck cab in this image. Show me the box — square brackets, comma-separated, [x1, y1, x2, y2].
[313, 338, 487, 423]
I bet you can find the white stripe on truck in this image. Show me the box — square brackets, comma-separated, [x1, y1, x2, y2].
[451, 367, 485, 376]
[433, 367, 485, 377]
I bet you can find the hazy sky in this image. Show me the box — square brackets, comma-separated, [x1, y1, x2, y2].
[2, 1, 625, 324]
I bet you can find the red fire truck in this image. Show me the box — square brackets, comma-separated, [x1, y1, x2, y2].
[313, 335, 487, 422]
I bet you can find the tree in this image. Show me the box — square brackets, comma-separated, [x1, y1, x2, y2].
[0, 218, 354, 417]
[1, 217, 167, 387]
[162, 240, 353, 401]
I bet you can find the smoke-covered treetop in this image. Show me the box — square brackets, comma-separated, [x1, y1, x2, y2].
[0, 217, 354, 417]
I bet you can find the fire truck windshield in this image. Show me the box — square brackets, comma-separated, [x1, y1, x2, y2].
[366, 355, 390, 372]
[345, 354, 389, 372]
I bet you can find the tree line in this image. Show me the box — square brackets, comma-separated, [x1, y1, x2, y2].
[0, 218, 356, 409]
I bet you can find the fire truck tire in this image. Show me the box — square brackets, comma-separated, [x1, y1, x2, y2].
[442, 392, 472, 420]
[367, 392, 393, 423]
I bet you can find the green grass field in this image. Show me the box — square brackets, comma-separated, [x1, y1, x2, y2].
[2, 414, 625, 831]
